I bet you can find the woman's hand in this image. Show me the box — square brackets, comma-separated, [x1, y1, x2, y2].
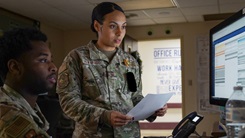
[154, 104, 168, 117]
[110, 111, 133, 127]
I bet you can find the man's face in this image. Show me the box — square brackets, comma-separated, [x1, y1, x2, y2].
[19, 41, 57, 95]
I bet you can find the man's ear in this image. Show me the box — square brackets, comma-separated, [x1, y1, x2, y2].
[94, 20, 101, 32]
[7, 59, 22, 75]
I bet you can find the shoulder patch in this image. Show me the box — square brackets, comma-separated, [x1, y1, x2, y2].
[0, 105, 20, 122]
[58, 72, 70, 89]
[5, 116, 31, 137]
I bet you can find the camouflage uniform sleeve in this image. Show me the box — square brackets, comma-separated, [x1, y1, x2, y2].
[0, 105, 49, 138]
[56, 50, 107, 132]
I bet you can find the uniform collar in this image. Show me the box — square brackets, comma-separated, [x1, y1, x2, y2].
[87, 40, 124, 63]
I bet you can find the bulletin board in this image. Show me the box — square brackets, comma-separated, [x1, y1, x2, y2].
[196, 35, 219, 113]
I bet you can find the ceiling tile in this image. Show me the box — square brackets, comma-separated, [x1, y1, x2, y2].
[180, 6, 218, 15]
[116, 0, 175, 11]
[153, 16, 186, 24]
[125, 10, 149, 20]
[88, 0, 123, 4]
[40, 0, 94, 22]
[174, 0, 218, 7]
[219, 0, 245, 4]
[143, 8, 182, 18]
[220, 4, 245, 13]
[41, 0, 90, 6]
[126, 19, 156, 26]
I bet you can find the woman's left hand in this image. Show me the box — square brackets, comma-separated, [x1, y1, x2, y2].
[154, 104, 168, 117]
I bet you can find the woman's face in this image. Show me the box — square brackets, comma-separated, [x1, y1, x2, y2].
[96, 10, 127, 51]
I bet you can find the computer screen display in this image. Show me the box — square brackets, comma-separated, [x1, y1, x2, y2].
[210, 7, 245, 106]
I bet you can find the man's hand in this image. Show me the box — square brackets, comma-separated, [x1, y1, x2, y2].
[110, 111, 133, 127]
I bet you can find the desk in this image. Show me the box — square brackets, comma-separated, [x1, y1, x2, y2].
[143, 136, 212, 138]
[143, 137, 166, 138]
[211, 132, 226, 138]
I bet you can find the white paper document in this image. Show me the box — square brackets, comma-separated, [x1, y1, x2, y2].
[127, 93, 174, 121]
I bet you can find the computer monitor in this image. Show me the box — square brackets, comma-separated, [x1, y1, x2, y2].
[210, 7, 245, 106]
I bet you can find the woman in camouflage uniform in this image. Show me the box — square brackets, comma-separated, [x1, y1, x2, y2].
[56, 2, 167, 138]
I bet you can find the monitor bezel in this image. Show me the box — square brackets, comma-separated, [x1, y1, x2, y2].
[209, 7, 245, 107]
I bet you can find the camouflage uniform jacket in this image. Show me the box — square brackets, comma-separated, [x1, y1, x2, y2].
[0, 84, 50, 138]
[56, 41, 144, 138]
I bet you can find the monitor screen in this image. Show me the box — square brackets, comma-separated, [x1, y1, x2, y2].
[210, 7, 245, 106]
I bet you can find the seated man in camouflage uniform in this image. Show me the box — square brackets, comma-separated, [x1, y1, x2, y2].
[0, 27, 57, 138]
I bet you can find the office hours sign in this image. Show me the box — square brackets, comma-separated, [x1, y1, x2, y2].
[154, 48, 182, 97]
[138, 39, 182, 103]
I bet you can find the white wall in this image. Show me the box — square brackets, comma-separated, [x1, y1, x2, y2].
[40, 23, 65, 66]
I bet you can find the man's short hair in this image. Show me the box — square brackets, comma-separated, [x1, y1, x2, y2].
[0, 27, 47, 84]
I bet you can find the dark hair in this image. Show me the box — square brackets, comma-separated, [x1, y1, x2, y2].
[90, 2, 125, 33]
[0, 27, 47, 84]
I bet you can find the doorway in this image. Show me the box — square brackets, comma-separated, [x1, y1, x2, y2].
[138, 38, 182, 137]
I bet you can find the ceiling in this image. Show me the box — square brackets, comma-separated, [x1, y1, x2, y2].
[0, 0, 245, 31]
